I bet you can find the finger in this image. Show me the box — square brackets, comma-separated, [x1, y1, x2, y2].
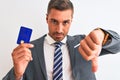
[79, 46, 93, 61]
[80, 39, 95, 56]
[19, 55, 32, 62]
[91, 57, 98, 72]
[18, 55, 31, 62]
[12, 48, 33, 61]
[89, 31, 101, 45]
[79, 46, 88, 60]
[12, 47, 31, 57]
[14, 43, 34, 52]
[20, 43, 34, 48]
[80, 39, 98, 57]
[14, 55, 32, 65]
[85, 36, 98, 50]
[14, 52, 33, 61]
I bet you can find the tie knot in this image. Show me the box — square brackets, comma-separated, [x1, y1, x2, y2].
[54, 42, 62, 47]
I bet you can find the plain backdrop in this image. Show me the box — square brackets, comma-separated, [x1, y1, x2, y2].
[0, 0, 120, 80]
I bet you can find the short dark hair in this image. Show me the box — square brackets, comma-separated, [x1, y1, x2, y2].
[47, 0, 74, 15]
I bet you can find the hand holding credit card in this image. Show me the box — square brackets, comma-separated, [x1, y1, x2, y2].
[17, 26, 32, 44]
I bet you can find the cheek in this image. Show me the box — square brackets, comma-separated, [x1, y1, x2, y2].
[48, 25, 55, 33]
[47, 22, 52, 31]
[64, 26, 70, 34]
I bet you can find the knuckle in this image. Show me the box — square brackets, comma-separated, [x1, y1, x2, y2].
[22, 56, 27, 60]
[22, 48, 30, 53]
[89, 31, 95, 37]
[92, 44, 98, 50]
[80, 40, 85, 46]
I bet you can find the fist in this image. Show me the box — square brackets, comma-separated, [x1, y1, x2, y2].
[12, 43, 34, 79]
[78, 29, 105, 72]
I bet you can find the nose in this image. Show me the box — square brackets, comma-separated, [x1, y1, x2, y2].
[56, 23, 63, 33]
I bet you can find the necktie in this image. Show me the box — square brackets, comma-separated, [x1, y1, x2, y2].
[53, 42, 63, 80]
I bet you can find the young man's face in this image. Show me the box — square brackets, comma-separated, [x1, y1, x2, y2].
[46, 9, 73, 41]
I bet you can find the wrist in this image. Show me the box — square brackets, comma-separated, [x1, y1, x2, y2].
[95, 28, 109, 45]
[15, 76, 22, 80]
[14, 72, 23, 80]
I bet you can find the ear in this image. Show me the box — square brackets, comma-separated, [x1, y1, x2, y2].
[46, 14, 48, 23]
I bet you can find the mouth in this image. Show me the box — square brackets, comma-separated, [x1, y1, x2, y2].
[55, 33, 63, 37]
[53, 33, 64, 41]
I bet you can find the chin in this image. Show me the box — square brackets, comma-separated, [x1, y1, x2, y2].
[55, 37, 64, 42]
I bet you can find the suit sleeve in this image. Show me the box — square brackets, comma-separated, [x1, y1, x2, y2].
[100, 30, 120, 55]
[2, 68, 16, 80]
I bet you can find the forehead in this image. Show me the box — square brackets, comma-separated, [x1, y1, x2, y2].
[47, 9, 73, 21]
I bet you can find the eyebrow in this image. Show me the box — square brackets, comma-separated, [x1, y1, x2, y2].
[50, 18, 71, 22]
[50, 18, 58, 22]
[63, 20, 71, 22]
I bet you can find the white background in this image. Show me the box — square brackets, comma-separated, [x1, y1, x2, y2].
[0, 0, 120, 80]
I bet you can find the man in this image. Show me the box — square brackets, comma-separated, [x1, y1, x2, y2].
[3, 0, 120, 80]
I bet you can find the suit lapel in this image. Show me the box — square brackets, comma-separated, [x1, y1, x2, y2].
[35, 35, 48, 80]
[66, 36, 76, 73]
[34, 35, 78, 79]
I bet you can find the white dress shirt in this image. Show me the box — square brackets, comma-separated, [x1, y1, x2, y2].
[44, 34, 74, 80]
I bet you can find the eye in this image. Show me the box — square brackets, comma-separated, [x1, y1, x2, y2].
[63, 20, 70, 26]
[51, 19, 58, 25]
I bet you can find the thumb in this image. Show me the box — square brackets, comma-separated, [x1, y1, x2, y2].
[91, 56, 98, 72]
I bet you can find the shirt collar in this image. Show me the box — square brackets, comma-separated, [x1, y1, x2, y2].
[45, 34, 67, 45]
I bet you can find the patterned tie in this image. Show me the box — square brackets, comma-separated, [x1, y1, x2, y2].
[53, 42, 63, 80]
